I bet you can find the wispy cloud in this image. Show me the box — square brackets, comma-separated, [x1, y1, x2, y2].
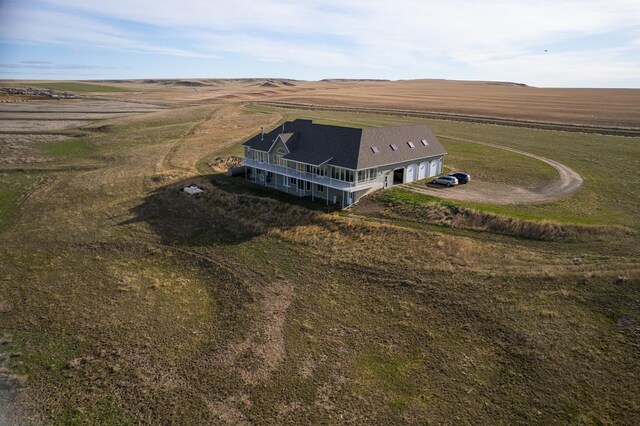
[0, 61, 115, 70]
[21, 60, 53, 65]
[0, 3, 218, 59]
[1, 0, 639, 85]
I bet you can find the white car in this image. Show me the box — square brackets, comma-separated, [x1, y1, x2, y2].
[432, 175, 459, 187]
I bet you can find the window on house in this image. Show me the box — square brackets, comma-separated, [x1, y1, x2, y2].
[407, 141, 415, 148]
[421, 139, 429, 146]
[390, 144, 398, 151]
[306, 181, 311, 191]
[290, 177, 297, 185]
[371, 146, 380, 153]
[317, 184, 324, 192]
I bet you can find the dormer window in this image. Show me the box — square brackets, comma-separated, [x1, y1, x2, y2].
[371, 146, 380, 153]
[390, 144, 398, 151]
[421, 139, 429, 146]
[407, 141, 415, 148]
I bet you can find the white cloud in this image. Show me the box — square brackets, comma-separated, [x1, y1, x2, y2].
[0, 4, 218, 58]
[0, 62, 115, 70]
[2, 0, 639, 85]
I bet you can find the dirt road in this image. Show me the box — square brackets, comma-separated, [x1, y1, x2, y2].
[407, 136, 583, 205]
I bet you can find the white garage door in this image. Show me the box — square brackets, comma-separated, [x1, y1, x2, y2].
[429, 160, 438, 177]
[405, 164, 417, 183]
[418, 162, 427, 180]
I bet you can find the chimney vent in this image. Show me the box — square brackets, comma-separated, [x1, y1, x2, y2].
[260, 127, 264, 141]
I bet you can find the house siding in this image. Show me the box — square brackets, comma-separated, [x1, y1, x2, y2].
[246, 154, 443, 207]
[377, 155, 444, 186]
[243, 120, 447, 208]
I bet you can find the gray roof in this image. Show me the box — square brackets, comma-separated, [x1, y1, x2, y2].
[243, 119, 446, 170]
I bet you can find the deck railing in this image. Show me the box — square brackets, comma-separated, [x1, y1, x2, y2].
[243, 159, 383, 191]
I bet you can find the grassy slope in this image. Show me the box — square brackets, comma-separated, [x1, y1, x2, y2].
[0, 103, 638, 424]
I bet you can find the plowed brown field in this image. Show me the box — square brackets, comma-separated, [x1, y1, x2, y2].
[65, 78, 640, 130]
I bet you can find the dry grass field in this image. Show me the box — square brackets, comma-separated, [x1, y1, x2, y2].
[6, 78, 640, 129]
[0, 80, 639, 424]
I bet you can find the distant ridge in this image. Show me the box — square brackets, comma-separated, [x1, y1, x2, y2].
[259, 80, 297, 88]
[320, 78, 391, 83]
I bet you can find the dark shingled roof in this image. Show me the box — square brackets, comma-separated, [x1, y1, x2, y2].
[243, 119, 446, 170]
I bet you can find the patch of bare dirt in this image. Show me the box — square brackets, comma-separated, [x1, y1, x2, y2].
[199, 280, 294, 423]
[206, 396, 251, 425]
[219, 280, 294, 385]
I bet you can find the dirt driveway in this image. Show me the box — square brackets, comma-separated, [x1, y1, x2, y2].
[407, 136, 583, 205]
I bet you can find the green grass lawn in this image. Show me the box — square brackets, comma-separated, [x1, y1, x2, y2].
[0, 173, 40, 233]
[439, 136, 558, 187]
[40, 139, 91, 157]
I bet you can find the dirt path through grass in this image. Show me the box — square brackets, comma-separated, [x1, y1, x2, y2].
[407, 136, 583, 205]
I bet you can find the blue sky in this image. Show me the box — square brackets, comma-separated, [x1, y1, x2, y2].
[1, 0, 639, 87]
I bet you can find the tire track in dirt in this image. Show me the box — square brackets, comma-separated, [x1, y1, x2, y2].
[156, 104, 282, 178]
[219, 279, 294, 385]
[406, 136, 583, 205]
[206, 279, 294, 424]
[157, 106, 222, 176]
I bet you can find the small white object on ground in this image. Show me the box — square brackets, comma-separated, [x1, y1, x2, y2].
[183, 185, 204, 195]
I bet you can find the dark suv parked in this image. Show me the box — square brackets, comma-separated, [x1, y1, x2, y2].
[447, 172, 471, 184]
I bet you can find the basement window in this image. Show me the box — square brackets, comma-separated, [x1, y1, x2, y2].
[371, 146, 380, 153]
[390, 144, 398, 151]
[421, 139, 429, 146]
[407, 141, 415, 148]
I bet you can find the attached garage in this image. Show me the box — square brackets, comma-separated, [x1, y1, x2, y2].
[429, 160, 439, 177]
[418, 162, 427, 180]
[405, 164, 417, 183]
